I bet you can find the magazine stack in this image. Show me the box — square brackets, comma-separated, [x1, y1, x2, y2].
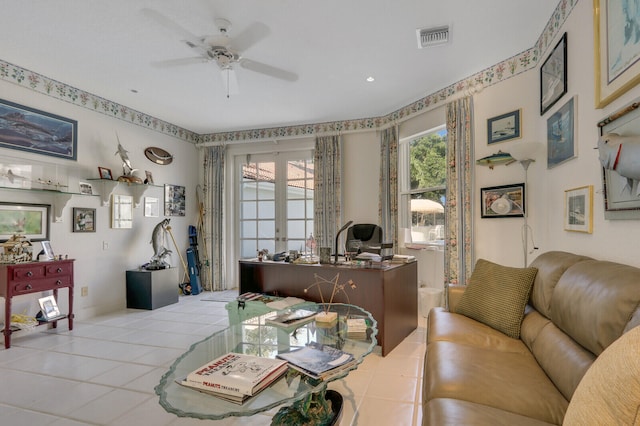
[276, 342, 356, 380]
[177, 352, 288, 404]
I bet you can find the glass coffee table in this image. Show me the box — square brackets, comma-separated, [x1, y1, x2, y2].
[155, 303, 377, 423]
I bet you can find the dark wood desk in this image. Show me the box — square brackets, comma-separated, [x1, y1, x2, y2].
[239, 260, 417, 356]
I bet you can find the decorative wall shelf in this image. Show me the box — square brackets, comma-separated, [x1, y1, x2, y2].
[0, 185, 98, 222]
[86, 179, 161, 208]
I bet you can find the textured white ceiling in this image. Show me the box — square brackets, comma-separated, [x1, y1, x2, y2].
[1, 0, 559, 134]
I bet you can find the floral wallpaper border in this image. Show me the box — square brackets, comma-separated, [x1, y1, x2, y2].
[0, 0, 576, 145]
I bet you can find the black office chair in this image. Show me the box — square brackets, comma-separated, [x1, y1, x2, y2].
[346, 224, 383, 253]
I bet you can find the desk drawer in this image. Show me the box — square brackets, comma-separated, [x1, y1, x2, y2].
[12, 277, 71, 294]
[46, 262, 72, 276]
[11, 265, 46, 281]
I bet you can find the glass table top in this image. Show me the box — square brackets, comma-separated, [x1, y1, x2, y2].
[155, 303, 378, 420]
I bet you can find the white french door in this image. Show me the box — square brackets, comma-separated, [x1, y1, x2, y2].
[237, 152, 314, 259]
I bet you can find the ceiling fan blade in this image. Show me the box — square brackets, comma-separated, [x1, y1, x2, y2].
[229, 22, 270, 52]
[219, 68, 240, 97]
[151, 57, 209, 68]
[239, 58, 298, 82]
[141, 8, 204, 49]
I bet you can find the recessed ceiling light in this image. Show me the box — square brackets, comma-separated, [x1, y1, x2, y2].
[366, 76, 375, 82]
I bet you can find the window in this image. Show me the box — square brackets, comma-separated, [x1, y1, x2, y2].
[238, 153, 314, 258]
[399, 126, 447, 245]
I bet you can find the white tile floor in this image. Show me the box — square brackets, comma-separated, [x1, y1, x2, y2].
[0, 290, 426, 425]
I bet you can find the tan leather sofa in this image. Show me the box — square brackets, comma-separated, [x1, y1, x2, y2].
[423, 251, 640, 425]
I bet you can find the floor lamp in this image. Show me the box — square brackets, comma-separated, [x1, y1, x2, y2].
[509, 142, 543, 267]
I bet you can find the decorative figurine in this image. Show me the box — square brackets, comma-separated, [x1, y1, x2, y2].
[148, 219, 171, 270]
[0, 234, 33, 264]
[597, 133, 640, 195]
[115, 134, 143, 184]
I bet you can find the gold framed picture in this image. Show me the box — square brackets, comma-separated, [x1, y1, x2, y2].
[564, 185, 593, 233]
[594, 0, 640, 107]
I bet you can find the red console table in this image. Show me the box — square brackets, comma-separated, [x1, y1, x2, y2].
[0, 259, 74, 348]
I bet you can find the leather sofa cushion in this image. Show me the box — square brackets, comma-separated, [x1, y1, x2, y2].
[428, 308, 529, 354]
[550, 260, 640, 356]
[425, 341, 568, 424]
[520, 309, 595, 400]
[425, 398, 556, 426]
[455, 259, 538, 338]
[528, 251, 592, 318]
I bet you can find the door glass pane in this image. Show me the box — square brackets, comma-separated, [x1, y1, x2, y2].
[287, 200, 305, 219]
[239, 156, 313, 259]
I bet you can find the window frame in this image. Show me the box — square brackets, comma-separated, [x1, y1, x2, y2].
[399, 125, 447, 247]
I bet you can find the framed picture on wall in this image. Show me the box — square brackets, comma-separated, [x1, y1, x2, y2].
[164, 184, 185, 216]
[564, 186, 593, 233]
[480, 183, 525, 218]
[72, 207, 96, 233]
[547, 96, 577, 168]
[0, 99, 78, 160]
[540, 32, 567, 115]
[487, 109, 521, 144]
[598, 100, 640, 219]
[594, 0, 640, 107]
[0, 202, 50, 242]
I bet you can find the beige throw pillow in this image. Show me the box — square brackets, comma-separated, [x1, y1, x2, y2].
[455, 259, 537, 339]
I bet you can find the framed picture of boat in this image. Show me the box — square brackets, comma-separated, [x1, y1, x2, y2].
[547, 96, 577, 169]
[0, 99, 77, 160]
[540, 33, 567, 115]
[487, 109, 521, 144]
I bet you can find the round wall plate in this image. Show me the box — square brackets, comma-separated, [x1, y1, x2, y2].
[144, 147, 173, 165]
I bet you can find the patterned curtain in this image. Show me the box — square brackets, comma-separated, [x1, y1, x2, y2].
[203, 145, 226, 291]
[314, 135, 342, 249]
[445, 97, 474, 285]
[379, 126, 398, 249]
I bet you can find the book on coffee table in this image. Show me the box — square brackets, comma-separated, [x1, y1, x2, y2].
[178, 352, 288, 403]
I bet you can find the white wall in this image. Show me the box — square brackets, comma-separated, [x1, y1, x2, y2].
[342, 131, 380, 224]
[474, 0, 640, 268]
[0, 79, 199, 320]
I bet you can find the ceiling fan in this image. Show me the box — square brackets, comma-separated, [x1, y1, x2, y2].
[142, 8, 298, 97]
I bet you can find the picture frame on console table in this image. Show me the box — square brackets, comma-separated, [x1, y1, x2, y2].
[38, 295, 62, 321]
[0, 202, 50, 242]
[41, 240, 54, 260]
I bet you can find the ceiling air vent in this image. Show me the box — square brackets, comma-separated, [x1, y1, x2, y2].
[416, 25, 449, 49]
